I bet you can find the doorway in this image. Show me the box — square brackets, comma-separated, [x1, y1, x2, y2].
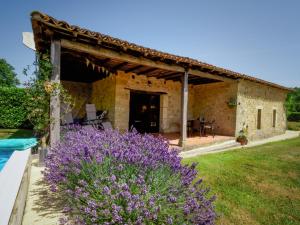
[129, 91, 160, 133]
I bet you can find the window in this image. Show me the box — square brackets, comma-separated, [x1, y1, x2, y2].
[257, 109, 262, 130]
[272, 109, 276, 127]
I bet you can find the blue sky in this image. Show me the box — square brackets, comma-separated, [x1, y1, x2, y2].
[0, 0, 299, 87]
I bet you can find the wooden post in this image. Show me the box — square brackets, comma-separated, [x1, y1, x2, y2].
[50, 40, 61, 147]
[179, 70, 188, 147]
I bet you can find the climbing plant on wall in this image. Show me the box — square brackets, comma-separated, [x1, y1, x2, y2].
[24, 53, 74, 140]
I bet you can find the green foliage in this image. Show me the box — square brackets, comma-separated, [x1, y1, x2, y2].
[286, 88, 300, 120]
[23, 54, 52, 136]
[0, 129, 33, 139]
[0, 87, 31, 128]
[287, 112, 300, 122]
[0, 58, 20, 87]
[24, 53, 74, 137]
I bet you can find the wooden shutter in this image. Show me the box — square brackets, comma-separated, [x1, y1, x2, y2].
[257, 109, 262, 130]
[273, 109, 276, 127]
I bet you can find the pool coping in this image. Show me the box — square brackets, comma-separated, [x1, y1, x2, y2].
[0, 149, 32, 225]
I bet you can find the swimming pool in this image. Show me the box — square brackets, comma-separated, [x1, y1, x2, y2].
[0, 138, 38, 172]
[0, 150, 14, 171]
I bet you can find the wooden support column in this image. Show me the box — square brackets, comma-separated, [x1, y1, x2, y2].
[50, 40, 61, 147]
[179, 70, 189, 147]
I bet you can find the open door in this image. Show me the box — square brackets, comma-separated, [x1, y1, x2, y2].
[129, 91, 160, 133]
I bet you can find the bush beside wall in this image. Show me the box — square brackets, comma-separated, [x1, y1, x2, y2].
[0, 87, 32, 129]
[287, 112, 300, 122]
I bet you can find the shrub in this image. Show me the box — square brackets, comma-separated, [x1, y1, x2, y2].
[287, 112, 300, 122]
[0, 86, 32, 128]
[44, 127, 216, 224]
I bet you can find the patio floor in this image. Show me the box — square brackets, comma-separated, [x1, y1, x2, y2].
[157, 132, 235, 151]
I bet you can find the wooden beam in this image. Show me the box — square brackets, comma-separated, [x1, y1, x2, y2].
[156, 72, 180, 79]
[112, 62, 128, 71]
[50, 39, 61, 147]
[62, 39, 184, 71]
[61, 39, 232, 82]
[98, 58, 111, 64]
[137, 67, 157, 75]
[179, 70, 188, 148]
[189, 69, 232, 82]
[162, 73, 182, 80]
[125, 65, 144, 73]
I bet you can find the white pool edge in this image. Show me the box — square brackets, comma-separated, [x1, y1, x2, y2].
[0, 149, 31, 225]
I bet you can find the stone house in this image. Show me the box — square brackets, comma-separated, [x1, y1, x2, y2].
[31, 12, 290, 147]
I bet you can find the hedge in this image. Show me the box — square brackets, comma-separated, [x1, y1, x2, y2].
[287, 112, 300, 122]
[0, 87, 32, 128]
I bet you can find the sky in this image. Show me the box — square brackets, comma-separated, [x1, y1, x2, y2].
[0, 0, 299, 87]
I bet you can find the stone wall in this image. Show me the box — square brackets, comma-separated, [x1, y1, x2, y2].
[61, 81, 92, 119]
[192, 81, 238, 136]
[236, 80, 288, 140]
[91, 75, 116, 124]
[113, 71, 195, 132]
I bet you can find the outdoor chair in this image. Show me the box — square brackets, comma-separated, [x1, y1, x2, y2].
[203, 120, 215, 138]
[61, 111, 95, 129]
[85, 104, 107, 126]
[100, 121, 113, 130]
[191, 119, 200, 136]
[61, 111, 74, 126]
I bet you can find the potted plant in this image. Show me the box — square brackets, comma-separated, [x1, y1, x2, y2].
[236, 125, 248, 145]
[227, 97, 237, 108]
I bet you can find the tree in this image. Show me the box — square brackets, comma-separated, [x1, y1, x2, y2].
[0, 58, 20, 87]
[286, 87, 300, 113]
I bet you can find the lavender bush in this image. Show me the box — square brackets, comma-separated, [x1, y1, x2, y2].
[44, 127, 216, 224]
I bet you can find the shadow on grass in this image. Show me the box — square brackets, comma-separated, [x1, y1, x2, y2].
[7, 129, 34, 139]
[0, 129, 34, 139]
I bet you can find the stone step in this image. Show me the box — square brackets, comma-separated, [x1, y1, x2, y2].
[180, 140, 240, 158]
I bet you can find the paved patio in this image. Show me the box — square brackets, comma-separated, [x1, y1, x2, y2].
[180, 130, 300, 158]
[158, 132, 235, 150]
[22, 158, 62, 225]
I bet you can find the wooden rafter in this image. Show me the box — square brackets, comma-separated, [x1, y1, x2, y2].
[160, 72, 182, 80]
[125, 65, 144, 73]
[137, 68, 157, 75]
[112, 62, 128, 71]
[155, 71, 179, 79]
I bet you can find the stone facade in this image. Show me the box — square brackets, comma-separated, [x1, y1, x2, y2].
[192, 82, 238, 136]
[91, 75, 116, 124]
[236, 80, 287, 140]
[62, 72, 288, 140]
[61, 81, 91, 118]
[113, 71, 194, 132]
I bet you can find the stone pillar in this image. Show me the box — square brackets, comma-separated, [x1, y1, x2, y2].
[179, 70, 188, 147]
[50, 40, 61, 147]
[159, 94, 168, 132]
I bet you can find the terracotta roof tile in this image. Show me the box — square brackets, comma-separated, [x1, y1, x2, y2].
[31, 11, 291, 91]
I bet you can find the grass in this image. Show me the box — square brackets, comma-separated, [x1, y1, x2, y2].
[0, 129, 34, 139]
[288, 121, 300, 131]
[184, 137, 300, 225]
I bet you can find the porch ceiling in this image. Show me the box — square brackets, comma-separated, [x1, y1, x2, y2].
[61, 49, 221, 85]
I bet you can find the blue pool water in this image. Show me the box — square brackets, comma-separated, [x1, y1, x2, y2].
[0, 150, 14, 171]
[0, 138, 38, 171]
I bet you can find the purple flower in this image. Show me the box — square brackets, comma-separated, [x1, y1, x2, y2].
[44, 126, 216, 224]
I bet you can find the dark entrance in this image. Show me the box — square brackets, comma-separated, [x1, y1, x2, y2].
[129, 91, 160, 133]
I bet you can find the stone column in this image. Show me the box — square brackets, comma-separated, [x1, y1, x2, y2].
[50, 40, 61, 147]
[179, 70, 188, 147]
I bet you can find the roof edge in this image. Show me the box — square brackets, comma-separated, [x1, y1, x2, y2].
[30, 11, 292, 92]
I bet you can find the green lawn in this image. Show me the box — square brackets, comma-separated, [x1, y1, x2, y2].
[184, 138, 300, 225]
[288, 121, 300, 131]
[0, 129, 34, 139]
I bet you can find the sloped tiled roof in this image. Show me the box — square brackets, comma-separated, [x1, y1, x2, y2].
[31, 11, 291, 91]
